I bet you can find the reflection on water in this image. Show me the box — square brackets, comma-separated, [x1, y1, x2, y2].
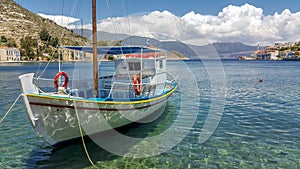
[1, 61, 300, 168]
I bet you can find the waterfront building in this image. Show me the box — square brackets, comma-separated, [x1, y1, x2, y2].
[0, 46, 20, 61]
[59, 47, 85, 61]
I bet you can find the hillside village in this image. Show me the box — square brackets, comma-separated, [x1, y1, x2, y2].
[239, 41, 300, 61]
[0, 0, 88, 62]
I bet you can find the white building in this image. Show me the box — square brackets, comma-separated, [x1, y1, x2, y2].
[0, 46, 21, 61]
[60, 48, 85, 61]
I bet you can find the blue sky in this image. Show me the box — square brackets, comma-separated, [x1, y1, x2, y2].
[14, 0, 300, 22]
[13, 0, 300, 45]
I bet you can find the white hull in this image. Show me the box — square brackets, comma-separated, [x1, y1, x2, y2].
[19, 73, 176, 145]
[25, 94, 168, 145]
[19, 49, 177, 146]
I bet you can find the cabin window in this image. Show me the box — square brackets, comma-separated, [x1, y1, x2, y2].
[121, 61, 126, 69]
[128, 62, 141, 71]
[159, 60, 163, 69]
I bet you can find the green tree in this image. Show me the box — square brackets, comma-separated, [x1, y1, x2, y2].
[97, 40, 109, 46]
[20, 36, 38, 59]
[107, 55, 114, 61]
[291, 46, 298, 51]
[72, 41, 80, 46]
[1, 36, 7, 43]
[0, 36, 16, 47]
[6, 38, 17, 47]
[39, 29, 51, 41]
[113, 40, 123, 46]
[49, 37, 59, 47]
[279, 47, 289, 51]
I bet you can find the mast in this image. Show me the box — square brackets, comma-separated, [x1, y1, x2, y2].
[92, 0, 98, 97]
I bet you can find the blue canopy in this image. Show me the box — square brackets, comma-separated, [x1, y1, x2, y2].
[61, 46, 160, 55]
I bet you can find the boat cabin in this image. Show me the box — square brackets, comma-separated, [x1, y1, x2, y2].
[99, 57, 167, 99]
[50, 46, 170, 100]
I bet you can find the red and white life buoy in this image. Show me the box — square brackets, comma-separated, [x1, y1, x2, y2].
[133, 74, 142, 95]
[54, 71, 69, 89]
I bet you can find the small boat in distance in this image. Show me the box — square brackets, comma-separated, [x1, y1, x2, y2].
[18, 0, 177, 146]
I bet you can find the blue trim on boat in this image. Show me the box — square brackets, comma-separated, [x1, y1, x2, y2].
[60, 46, 160, 55]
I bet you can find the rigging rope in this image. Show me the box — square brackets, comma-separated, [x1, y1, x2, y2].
[121, 0, 131, 38]
[74, 102, 99, 169]
[0, 94, 22, 125]
[105, 0, 117, 33]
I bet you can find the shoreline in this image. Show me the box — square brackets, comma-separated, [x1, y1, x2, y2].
[2, 58, 299, 64]
[0, 58, 191, 64]
[0, 60, 51, 63]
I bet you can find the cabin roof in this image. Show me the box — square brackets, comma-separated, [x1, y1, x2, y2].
[60, 46, 161, 55]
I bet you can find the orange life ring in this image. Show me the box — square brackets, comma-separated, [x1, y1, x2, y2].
[133, 74, 141, 95]
[54, 71, 69, 89]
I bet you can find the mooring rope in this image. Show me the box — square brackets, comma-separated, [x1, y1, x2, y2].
[74, 102, 99, 169]
[0, 94, 22, 125]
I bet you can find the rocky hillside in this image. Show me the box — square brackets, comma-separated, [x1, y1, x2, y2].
[0, 0, 88, 47]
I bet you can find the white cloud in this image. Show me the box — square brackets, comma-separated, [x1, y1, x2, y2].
[41, 4, 300, 46]
[179, 3, 300, 45]
[37, 13, 80, 28]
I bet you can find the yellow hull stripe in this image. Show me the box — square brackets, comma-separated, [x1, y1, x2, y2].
[26, 85, 177, 105]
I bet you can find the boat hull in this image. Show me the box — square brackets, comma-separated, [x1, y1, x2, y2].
[25, 91, 173, 145]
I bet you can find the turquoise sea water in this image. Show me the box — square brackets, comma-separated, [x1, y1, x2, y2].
[1, 60, 300, 168]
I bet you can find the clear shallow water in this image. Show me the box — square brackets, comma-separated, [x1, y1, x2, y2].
[1, 60, 300, 168]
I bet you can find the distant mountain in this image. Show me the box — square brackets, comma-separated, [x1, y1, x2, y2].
[72, 30, 257, 59]
[73, 29, 129, 41]
[211, 42, 257, 59]
[0, 0, 88, 46]
[122, 37, 257, 59]
[186, 42, 258, 59]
